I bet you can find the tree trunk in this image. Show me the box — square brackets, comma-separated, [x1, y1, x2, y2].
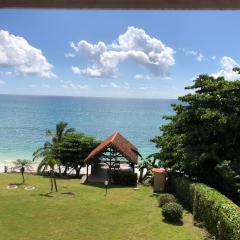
[75, 165, 83, 178]
[21, 170, 25, 184]
[58, 164, 61, 174]
[75, 168, 80, 177]
[139, 168, 144, 183]
[21, 167, 25, 184]
[53, 173, 58, 192]
[50, 171, 54, 192]
[63, 166, 68, 176]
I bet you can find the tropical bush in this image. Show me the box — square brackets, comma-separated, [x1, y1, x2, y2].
[152, 74, 240, 204]
[13, 159, 32, 184]
[33, 121, 100, 177]
[159, 193, 176, 207]
[112, 171, 137, 186]
[169, 174, 240, 240]
[162, 202, 183, 222]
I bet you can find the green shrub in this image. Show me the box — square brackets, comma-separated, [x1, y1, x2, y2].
[162, 202, 183, 222]
[168, 172, 193, 209]
[112, 171, 137, 186]
[169, 174, 240, 240]
[159, 193, 176, 207]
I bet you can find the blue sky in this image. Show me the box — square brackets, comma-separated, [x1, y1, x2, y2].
[0, 10, 240, 98]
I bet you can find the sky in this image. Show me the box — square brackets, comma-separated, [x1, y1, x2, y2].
[0, 10, 240, 99]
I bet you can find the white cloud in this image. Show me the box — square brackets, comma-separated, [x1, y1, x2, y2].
[212, 56, 240, 81]
[134, 74, 151, 80]
[4, 71, 12, 76]
[212, 56, 217, 60]
[100, 82, 130, 89]
[70, 26, 175, 78]
[139, 86, 147, 90]
[77, 84, 88, 89]
[62, 81, 88, 90]
[64, 53, 75, 58]
[62, 84, 69, 89]
[181, 48, 204, 62]
[111, 82, 130, 89]
[0, 79, 6, 85]
[0, 30, 56, 78]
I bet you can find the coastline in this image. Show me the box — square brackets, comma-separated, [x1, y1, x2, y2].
[0, 159, 39, 173]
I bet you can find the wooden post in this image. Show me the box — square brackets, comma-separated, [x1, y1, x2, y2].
[86, 164, 89, 182]
[109, 148, 112, 183]
[132, 163, 135, 173]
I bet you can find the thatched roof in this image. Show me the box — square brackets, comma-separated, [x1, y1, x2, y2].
[84, 132, 138, 164]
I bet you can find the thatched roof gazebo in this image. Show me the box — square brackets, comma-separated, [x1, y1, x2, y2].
[84, 132, 138, 183]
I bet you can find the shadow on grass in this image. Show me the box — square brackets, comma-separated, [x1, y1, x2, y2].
[61, 192, 76, 196]
[38, 173, 84, 180]
[39, 192, 54, 198]
[163, 218, 184, 226]
[8, 182, 24, 186]
[84, 182, 135, 189]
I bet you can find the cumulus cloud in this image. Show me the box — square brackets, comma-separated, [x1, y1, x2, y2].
[100, 82, 130, 89]
[0, 30, 56, 78]
[212, 56, 240, 80]
[62, 81, 88, 90]
[134, 74, 151, 80]
[181, 48, 204, 62]
[0, 79, 6, 85]
[70, 26, 175, 78]
[139, 86, 147, 90]
[64, 53, 75, 58]
[111, 82, 129, 89]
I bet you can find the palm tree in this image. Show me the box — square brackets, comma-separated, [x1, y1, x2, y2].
[13, 159, 32, 184]
[33, 142, 59, 192]
[45, 121, 75, 144]
[45, 121, 75, 173]
[33, 141, 52, 173]
[37, 154, 59, 192]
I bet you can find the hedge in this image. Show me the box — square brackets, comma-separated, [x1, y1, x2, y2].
[112, 171, 137, 186]
[169, 173, 240, 240]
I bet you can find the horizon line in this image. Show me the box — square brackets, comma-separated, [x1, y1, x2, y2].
[0, 93, 178, 101]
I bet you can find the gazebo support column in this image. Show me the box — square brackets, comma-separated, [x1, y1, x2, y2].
[109, 149, 112, 183]
[132, 163, 135, 173]
[86, 164, 89, 182]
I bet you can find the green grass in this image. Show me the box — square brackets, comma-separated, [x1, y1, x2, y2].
[0, 174, 206, 240]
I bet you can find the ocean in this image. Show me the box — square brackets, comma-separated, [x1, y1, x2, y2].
[0, 95, 177, 161]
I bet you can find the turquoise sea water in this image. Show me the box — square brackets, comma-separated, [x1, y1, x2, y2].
[0, 95, 177, 161]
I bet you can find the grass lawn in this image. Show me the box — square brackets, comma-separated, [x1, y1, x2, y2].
[0, 174, 206, 240]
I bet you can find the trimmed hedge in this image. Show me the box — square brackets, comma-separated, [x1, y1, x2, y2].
[162, 202, 183, 222]
[112, 171, 137, 186]
[169, 173, 240, 240]
[159, 193, 176, 207]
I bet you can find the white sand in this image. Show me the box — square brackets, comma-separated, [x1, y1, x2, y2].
[0, 160, 140, 175]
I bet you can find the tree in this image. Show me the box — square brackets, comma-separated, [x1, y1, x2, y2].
[37, 154, 59, 192]
[55, 133, 100, 177]
[152, 74, 240, 203]
[45, 121, 75, 173]
[33, 141, 52, 173]
[45, 121, 75, 144]
[138, 153, 159, 183]
[33, 141, 59, 191]
[13, 159, 32, 184]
